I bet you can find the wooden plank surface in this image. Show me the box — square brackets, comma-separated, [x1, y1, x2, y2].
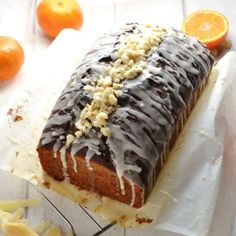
[39, 188, 102, 235]
[0, 0, 236, 235]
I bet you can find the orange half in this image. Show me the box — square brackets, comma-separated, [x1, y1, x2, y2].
[182, 10, 229, 49]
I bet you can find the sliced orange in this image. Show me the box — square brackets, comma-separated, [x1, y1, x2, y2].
[182, 10, 229, 49]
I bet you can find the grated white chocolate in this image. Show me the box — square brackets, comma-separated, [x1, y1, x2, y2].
[75, 24, 165, 138]
[66, 134, 75, 146]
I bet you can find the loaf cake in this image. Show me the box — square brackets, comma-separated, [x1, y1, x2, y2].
[37, 23, 214, 208]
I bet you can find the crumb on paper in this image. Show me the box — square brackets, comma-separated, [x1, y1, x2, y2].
[135, 215, 153, 224]
[118, 214, 137, 225]
[120, 215, 128, 221]
[6, 92, 31, 123]
[42, 181, 51, 189]
[81, 198, 88, 205]
[7, 108, 23, 122]
[29, 173, 38, 182]
[15, 115, 23, 122]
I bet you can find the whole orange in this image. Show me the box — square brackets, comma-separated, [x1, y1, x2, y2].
[0, 36, 24, 80]
[36, 0, 84, 38]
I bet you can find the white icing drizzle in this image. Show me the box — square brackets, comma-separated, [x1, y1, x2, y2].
[59, 146, 67, 177]
[66, 134, 78, 172]
[71, 132, 101, 171]
[74, 24, 165, 139]
[71, 155, 78, 172]
[113, 159, 125, 195]
[55, 135, 78, 175]
[85, 151, 94, 171]
[130, 181, 136, 207]
[112, 153, 142, 195]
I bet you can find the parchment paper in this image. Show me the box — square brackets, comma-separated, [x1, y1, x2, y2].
[0, 29, 236, 236]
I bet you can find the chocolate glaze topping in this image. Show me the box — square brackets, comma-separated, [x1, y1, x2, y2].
[38, 23, 214, 198]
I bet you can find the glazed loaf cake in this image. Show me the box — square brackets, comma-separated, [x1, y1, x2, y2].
[37, 23, 214, 208]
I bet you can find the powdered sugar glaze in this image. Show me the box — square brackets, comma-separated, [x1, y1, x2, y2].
[38, 23, 214, 204]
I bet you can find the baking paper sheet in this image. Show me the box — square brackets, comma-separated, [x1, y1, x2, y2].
[0, 29, 236, 236]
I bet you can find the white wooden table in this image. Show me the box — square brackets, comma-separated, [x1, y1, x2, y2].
[0, 0, 236, 235]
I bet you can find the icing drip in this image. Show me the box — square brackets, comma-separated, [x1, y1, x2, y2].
[112, 154, 141, 195]
[59, 146, 67, 177]
[71, 155, 78, 172]
[71, 130, 101, 169]
[130, 181, 136, 207]
[84, 138, 101, 171]
[65, 134, 78, 172]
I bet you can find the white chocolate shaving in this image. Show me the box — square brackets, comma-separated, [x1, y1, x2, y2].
[0, 199, 41, 211]
[130, 181, 136, 207]
[0, 199, 71, 236]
